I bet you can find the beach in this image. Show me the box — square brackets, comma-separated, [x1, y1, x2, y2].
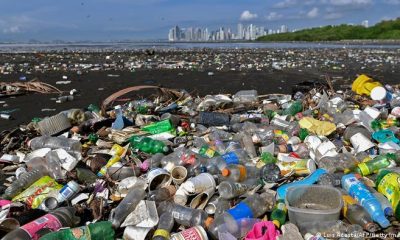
[1, 47, 400, 131]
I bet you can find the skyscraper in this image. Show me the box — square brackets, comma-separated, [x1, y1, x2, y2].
[280, 25, 288, 33]
[237, 23, 244, 40]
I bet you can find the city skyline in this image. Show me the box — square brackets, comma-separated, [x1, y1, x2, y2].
[168, 23, 287, 41]
[0, 0, 399, 41]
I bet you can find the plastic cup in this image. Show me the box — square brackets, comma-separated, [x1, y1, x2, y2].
[171, 166, 188, 185]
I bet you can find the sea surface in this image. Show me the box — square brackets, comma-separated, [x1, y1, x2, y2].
[0, 41, 399, 53]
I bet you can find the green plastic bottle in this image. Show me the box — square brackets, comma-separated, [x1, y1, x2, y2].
[260, 152, 277, 164]
[356, 154, 396, 176]
[39, 221, 114, 240]
[270, 199, 287, 228]
[130, 136, 169, 154]
[281, 101, 303, 116]
[141, 119, 174, 135]
[375, 170, 400, 220]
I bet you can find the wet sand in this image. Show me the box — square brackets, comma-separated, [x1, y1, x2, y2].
[1, 48, 400, 132]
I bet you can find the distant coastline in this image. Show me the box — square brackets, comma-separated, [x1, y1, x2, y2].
[257, 18, 400, 42]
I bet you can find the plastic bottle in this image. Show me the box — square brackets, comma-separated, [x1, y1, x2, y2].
[130, 136, 169, 154]
[208, 192, 275, 239]
[109, 182, 146, 228]
[2, 168, 47, 200]
[44, 151, 65, 180]
[209, 132, 226, 155]
[375, 170, 400, 219]
[153, 213, 175, 240]
[342, 195, 379, 232]
[217, 180, 255, 199]
[38, 221, 115, 240]
[239, 132, 257, 159]
[198, 144, 219, 158]
[141, 119, 174, 135]
[2, 207, 79, 240]
[369, 187, 394, 216]
[276, 168, 327, 199]
[148, 185, 177, 202]
[355, 154, 397, 176]
[341, 174, 390, 228]
[270, 199, 287, 228]
[157, 201, 212, 228]
[29, 136, 82, 153]
[209, 149, 249, 171]
[281, 100, 303, 116]
[220, 164, 260, 182]
[140, 153, 165, 171]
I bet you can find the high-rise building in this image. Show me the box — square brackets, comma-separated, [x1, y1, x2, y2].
[361, 20, 369, 28]
[280, 25, 288, 33]
[237, 23, 244, 40]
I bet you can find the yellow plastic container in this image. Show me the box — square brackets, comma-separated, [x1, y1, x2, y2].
[352, 74, 382, 96]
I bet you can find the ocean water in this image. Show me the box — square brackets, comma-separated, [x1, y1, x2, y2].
[0, 41, 399, 53]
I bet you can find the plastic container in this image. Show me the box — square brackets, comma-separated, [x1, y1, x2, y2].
[38, 113, 71, 136]
[285, 185, 343, 234]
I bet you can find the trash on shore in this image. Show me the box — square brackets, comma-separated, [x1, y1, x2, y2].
[1, 74, 400, 239]
[0, 79, 62, 97]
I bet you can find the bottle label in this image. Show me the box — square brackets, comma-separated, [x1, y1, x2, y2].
[69, 225, 91, 240]
[21, 213, 62, 240]
[227, 202, 254, 220]
[343, 176, 371, 206]
[357, 163, 370, 176]
[222, 152, 239, 165]
[377, 173, 400, 210]
[174, 226, 206, 240]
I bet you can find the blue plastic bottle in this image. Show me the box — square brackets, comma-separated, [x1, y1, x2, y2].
[276, 168, 327, 199]
[342, 174, 390, 228]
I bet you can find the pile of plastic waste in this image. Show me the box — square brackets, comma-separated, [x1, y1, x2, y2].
[1, 74, 400, 240]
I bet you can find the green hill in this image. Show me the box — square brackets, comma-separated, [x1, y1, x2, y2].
[257, 18, 400, 41]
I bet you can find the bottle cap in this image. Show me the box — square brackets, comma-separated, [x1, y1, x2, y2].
[272, 220, 281, 228]
[204, 217, 214, 228]
[221, 168, 230, 177]
[370, 86, 387, 101]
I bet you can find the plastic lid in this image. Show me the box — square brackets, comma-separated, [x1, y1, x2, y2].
[272, 220, 281, 228]
[371, 86, 387, 101]
[204, 217, 214, 228]
[375, 215, 390, 228]
[221, 169, 230, 177]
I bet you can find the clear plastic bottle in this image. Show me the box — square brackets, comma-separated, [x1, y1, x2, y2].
[109, 182, 146, 228]
[148, 185, 176, 202]
[209, 149, 249, 171]
[342, 195, 379, 232]
[140, 153, 164, 171]
[2, 168, 47, 200]
[153, 213, 175, 240]
[29, 136, 82, 153]
[217, 180, 255, 199]
[209, 132, 226, 155]
[44, 151, 65, 180]
[342, 174, 390, 228]
[157, 201, 212, 228]
[2, 207, 79, 240]
[239, 132, 257, 159]
[220, 165, 260, 182]
[208, 193, 275, 239]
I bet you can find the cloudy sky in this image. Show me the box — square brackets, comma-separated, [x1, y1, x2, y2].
[0, 0, 399, 41]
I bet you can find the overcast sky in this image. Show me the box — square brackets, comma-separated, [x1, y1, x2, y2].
[0, 0, 399, 41]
